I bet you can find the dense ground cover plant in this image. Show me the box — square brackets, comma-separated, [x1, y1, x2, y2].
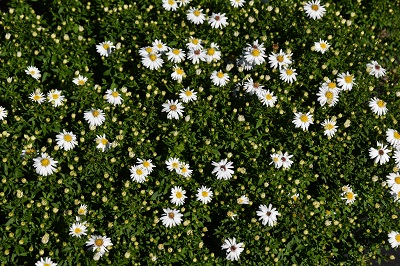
[0, 0, 400, 265]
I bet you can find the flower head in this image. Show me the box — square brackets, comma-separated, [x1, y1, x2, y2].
[366, 61, 386, 78]
[221, 238, 244, 261]
[160, 208, 183, 228]
[84, 109, 105, 127]
[85, 235, 113, 256]
[369, 97, 388, 116]
[388, 231, 400, 248]
[26, 66, 41, 80]
[73, 75, 88, 86]
[211, 159, 234, 180]
[304, 0, 326, 20]
[35, 257, 57, 266]
[293, 112, 314, 131]
[196, 186, 213, 204]
[321, 119, 338, 138]
[170, 186, 187, 206]
[369, 141, 391, 165]
[33, 153, 58, 176]
[256, 204, 280, 226]
[314, 39, 330, 54]
[69, 222, 87, 238]
[96, 41, 115, 57]
[161, 100, 184, 119]
[56, 130, 78, 151]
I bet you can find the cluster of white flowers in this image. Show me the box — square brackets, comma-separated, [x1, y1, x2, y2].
[129, 158, 156, 183]
[340, 185, 357, 205]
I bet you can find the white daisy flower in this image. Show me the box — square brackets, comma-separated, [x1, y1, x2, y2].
[237, 195, 249, 204]
[258, 90, 277, 107]
[56, 130, 78, 151]
[141, 52, 164, 70]
[210, 70, 230, 87]
[129, 165, 149, 183]
[25, 66, 41, 80]
[279, 68, 297, 84]
[72, 75, 88, 86]
[280, 152, 294, 169]
[186, 37, 203, 50]
[161, 99, 184, 119]
[211, 159, 234, 180]
[317, 86, 339, 107]
[162, 0, 179, 11]
[95, 134, 110, 152]
[369, 97, 388, 116]
[136, 158, 155, 173]
[170, 186, 187, 206]
[268, 49, 292, 70]
[138, 46, 154, 57]
[85, 235, 113, 256]
[386, 129, 400, 148]
[341, 190, 357, 205]
[166, 48, 186, 63]
[35, 257, 57, 266]
[369, 141, 391, 165]
[243, 78, 265, 96]
[179, 87, 197, 103]
[165, 157, 181, 172]
[171, 65, 185, 82]
[244, 43, 266, 65]
[160, 208, 183, 228]
[322, 78, 340, 92]
[187, 48, 206, 64]
[84, 109, 105, 127]
[221, 238, 244, 261]
[314, 39, 330, 54]
[152, 39, 169, 53]
[388, 231, 400, 248]
[321, 119, 338, 138]
[105, 88, 123, 106]
[96, 41, 115, 57]
[30, 89, 45, 103]
[230, 0, 246, 8]
[47, 89, 65, 107]
[69, 222, 87, 238]
[303, 0, 326, 20]
[256, 204, 280, 226]
[205, 43, 221, 63]
[208, 13, 228, 29]
[0, 106, 7, 121]
[77, 204, 88, 215]
[292, 112, 314, 131]
[387, 172, 400, 192]
[187, 7, 206, 24]
[178, 163, 193, 177]
[337, 72, 355, 91]
[196, 186, 213, 204]
[366, 60, 386, 78]
[33, 153, 58, 176]
[270, 153, 282, 168]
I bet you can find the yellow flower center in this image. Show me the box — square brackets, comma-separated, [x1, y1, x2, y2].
[346, 192, 354, 200]
[64, 134, 72, 142]
[111, 91, 119, 98]
[325, 123, 334, 130]
[172, 49, 180, 55]
[325, 91, 333, 99]
[95, 238, 104, 247]
[377, 100, 385, 108]
[181, 167, 187, 173]
[185, 91, 193, 97]
[217, 72, 225, 79]
[101, 138, 108, 145]
[273, 157, 279, 162]
[143, 161, 150, 168]
[44, 263, 51, 266]
[103, 43, 110, 49]
[149, 54, 157, 61]
[145, 47, 153, 53]
[320, 43, 327, 49]
[136, 169, 143, 175]
[176, 191, 183, 198]
[172, 162, 179, 168]
[192, 39, 199, 45]
[395, 177, 400, 184]
[300, 115, 309, 123]
[276, 55, 284, 62]
[394, 131, 400, 140]
[33, 95, 42, 101]
[26, 149, 35, 155]
[265, 94, 272, 100]
[168, 212, 174, 218]
[170, 104, 177, 111]
[252, 49, 260, 56]
[193, 10, 201, 17]
[78, 79, 85, 85]
[344, 75, 353, 84]
[286, 69, 293, 75]
[396, 234, 400, 242]
[78, 208, 85, 215]
[176, 68, 184, 75]
[92, 110, 100, 117]
[52, 93, 59, 99]
[168, 0, 175, 5]
[74, 227, 82, 234]
[237, 198, 244, 203]
[207, 48, 215, 56]
[41, 158, 50, 167]
[202, 191, 209, 197]
[30, 70, 36, 75]
[157, 43, 163, 48]
[293, 195, 298, 201]
[327, 82, 336, 89]
[311, 4, 319, 11]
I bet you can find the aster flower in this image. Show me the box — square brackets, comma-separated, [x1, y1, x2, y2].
[317, 86, 339, 107]
[386, 129, 400, 148]
[210, 70, 230, 87]
[394, 150, 400, 168]
[105, 88, 123, 106]
[208, 13, 228, 29]
[35, 257, 57, 266]
[166, 48, 186, 63]
[237, 195, 249, 204]
[129, 165, 149, 183]
[30, 89, 45, 104]
[369, 97, 388, 116]
[161, 99, 184, 119]
[187, 7, 206, 25]
[256, 204, 280, 226]
[279, 68, 297, 84]
[33, 153, 58, 176]
[258, 90, 277, 107]
[187, 48, 206, 64]
[179, 87, 197, 103]
[96, 41, 115, 57]
[292, 112, 314, 131]
[84, 109, 105, 127]
[270, 153, 282, 168]
[244, 42, 267, 65]
[337, 72, 355, 91]
[56, 130, 78, 151]
[221, 238, 244, 261]
[205, 43, 221, 63]
[72, 75, 88, 86]
[321, 119, 338, 138]
[230, 0, 246, 8]
[369, 141, 391, 165]
[136, 158, 155, 173]
[170, 186, 187, 206]
[25, 66, 41, 80]
[95, 134, 110, 152]
[386, 172, 400, 192]
[162, 0, 179, 11]
[152, 39, 169, 53]
[138, 46, 155, 57]
[196, 186, 213, 204]
[141, 52, 164, 70]
[178, 163, 193, 177]
[85, 235, 113, 256]
[366, 61, 386, 78]
[280, 152, 294, 169]
[160, 208, 183, 228]
[314, 39, 330, 54]
[69, 222, 87, 238]
[388, 231, 400, 248]
[77, 204, 88, 215]
[243, 78, 265, 96]
[47, 89, 65, 107]
[341, 190, 357, 205]
[0, 107, 8, 121]
[211, 159, 234, 180]
[268, 49, 292, 70]
[303, 0, 326, 20]
[171, 65, 185, 82]
[186, 37, 203, 50]
[165, 157, 181, 172]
